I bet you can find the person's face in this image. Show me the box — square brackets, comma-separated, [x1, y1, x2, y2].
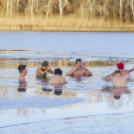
[24, 68, 27, 75]
[76, 61, 82, 69]
[114, 73, 121, 77]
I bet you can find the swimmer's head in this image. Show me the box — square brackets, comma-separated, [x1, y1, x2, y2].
[117, 63, 124, 69]
[42, 61, 49, 67]
[55, 68, 63, 76]
[18, 65, 27, 74]
[114, 70, 121, 77]
[76, 58, 82, 68]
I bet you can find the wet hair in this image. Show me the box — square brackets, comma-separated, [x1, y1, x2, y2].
[114, 70, 121, 75]
[42, 61, 49, 67]
[18, 65, 26, 73]
[114, 95, 120, 100]
[76, 58, 82, 64]
[55, 68, 62, 75]
[54, 89, 62, 95]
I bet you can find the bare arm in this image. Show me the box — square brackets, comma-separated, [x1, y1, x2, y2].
[128, 67, 134, 73]
[37, 68, 48, 75]
[85, 69, 93, 76]
[48, 69, 54, 74]
[107, 72, 114, 77]
[82, 66, 93, 76]
[101, 76, 113, 81]
[66, 68, 76, 76]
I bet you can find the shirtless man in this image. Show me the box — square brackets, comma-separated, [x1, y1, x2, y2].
[49, 68, 66, 84]
[66, 58, 93, 77]
[18, 65, 27, 83]
[101, 70, 131, 88]
[107, 63, 134, 77]
[49, 68, 66, 96]
[36, 61, 54, 78]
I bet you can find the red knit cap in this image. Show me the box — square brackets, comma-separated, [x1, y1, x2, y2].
[116, 63, 124, 69]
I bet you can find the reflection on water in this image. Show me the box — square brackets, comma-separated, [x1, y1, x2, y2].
[0, 50, 134, 133]
[18, 82, 27, 92]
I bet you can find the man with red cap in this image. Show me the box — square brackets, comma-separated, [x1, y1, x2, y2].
[107, 63, 134, 77]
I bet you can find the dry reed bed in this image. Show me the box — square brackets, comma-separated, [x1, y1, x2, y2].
[0, 0, 134, 31]
[0, 17, 134, 31]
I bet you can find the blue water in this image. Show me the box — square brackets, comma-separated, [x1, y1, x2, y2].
[1, 32, 134, 133]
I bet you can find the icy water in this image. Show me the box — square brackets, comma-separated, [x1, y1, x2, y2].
[1, 32, 134, 133]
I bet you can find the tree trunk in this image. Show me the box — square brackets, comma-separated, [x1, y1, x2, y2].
[31, 0, 34, 20]
[132, 0, 134, 22]
[7, 0, 9, 18]
[81, 5, 84, 20]
[17, 0, 19, 19]
[46, 0, 51, 18]
[11, 0, 12, 20]
[59, 0, 67, 18]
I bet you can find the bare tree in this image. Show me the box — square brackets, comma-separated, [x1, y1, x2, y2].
[46, 0, 51, 18]
[59, 0, 67, 18]
[81, 5, 84, 20]
[17, 0, 19, 19]
[120, 0, 123, 23]
[87, 0, 95, 20]
[31, 0, 34, 20]
[131, 0, 134, 22]
[6, 0, 9, 18]
[37, 0, 39, 16]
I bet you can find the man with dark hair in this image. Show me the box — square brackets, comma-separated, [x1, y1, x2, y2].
[101, 70, 131, 88]
[18, 65, 27, 83]
[107, 62, 134, 77]
[49, 68, 66, 84]
[66, 58, 93, 77]
[36, 60, 54, 78]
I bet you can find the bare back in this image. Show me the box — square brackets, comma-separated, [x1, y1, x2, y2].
[111, 75, 130, 88]
[49, 75, 66, 84]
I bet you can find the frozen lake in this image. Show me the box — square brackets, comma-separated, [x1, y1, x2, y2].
[0, 32, 134, 133]
[0, 31, 134, 53]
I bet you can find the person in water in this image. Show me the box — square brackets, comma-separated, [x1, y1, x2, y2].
[101, 70, 131, 88]
[49, 68, 66, 96]
[66, 58, 93, 77]
[49, 68, 66, 84]
[107, 63, 134, 77]
[18, 64, 27, 83]
[36, 61, 54, 78]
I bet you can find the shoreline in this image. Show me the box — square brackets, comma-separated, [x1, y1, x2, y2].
[0, 26, 134, 32]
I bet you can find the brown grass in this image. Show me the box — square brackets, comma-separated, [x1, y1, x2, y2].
[0, 0, 134, 31]
[0, 16, 134, 32]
